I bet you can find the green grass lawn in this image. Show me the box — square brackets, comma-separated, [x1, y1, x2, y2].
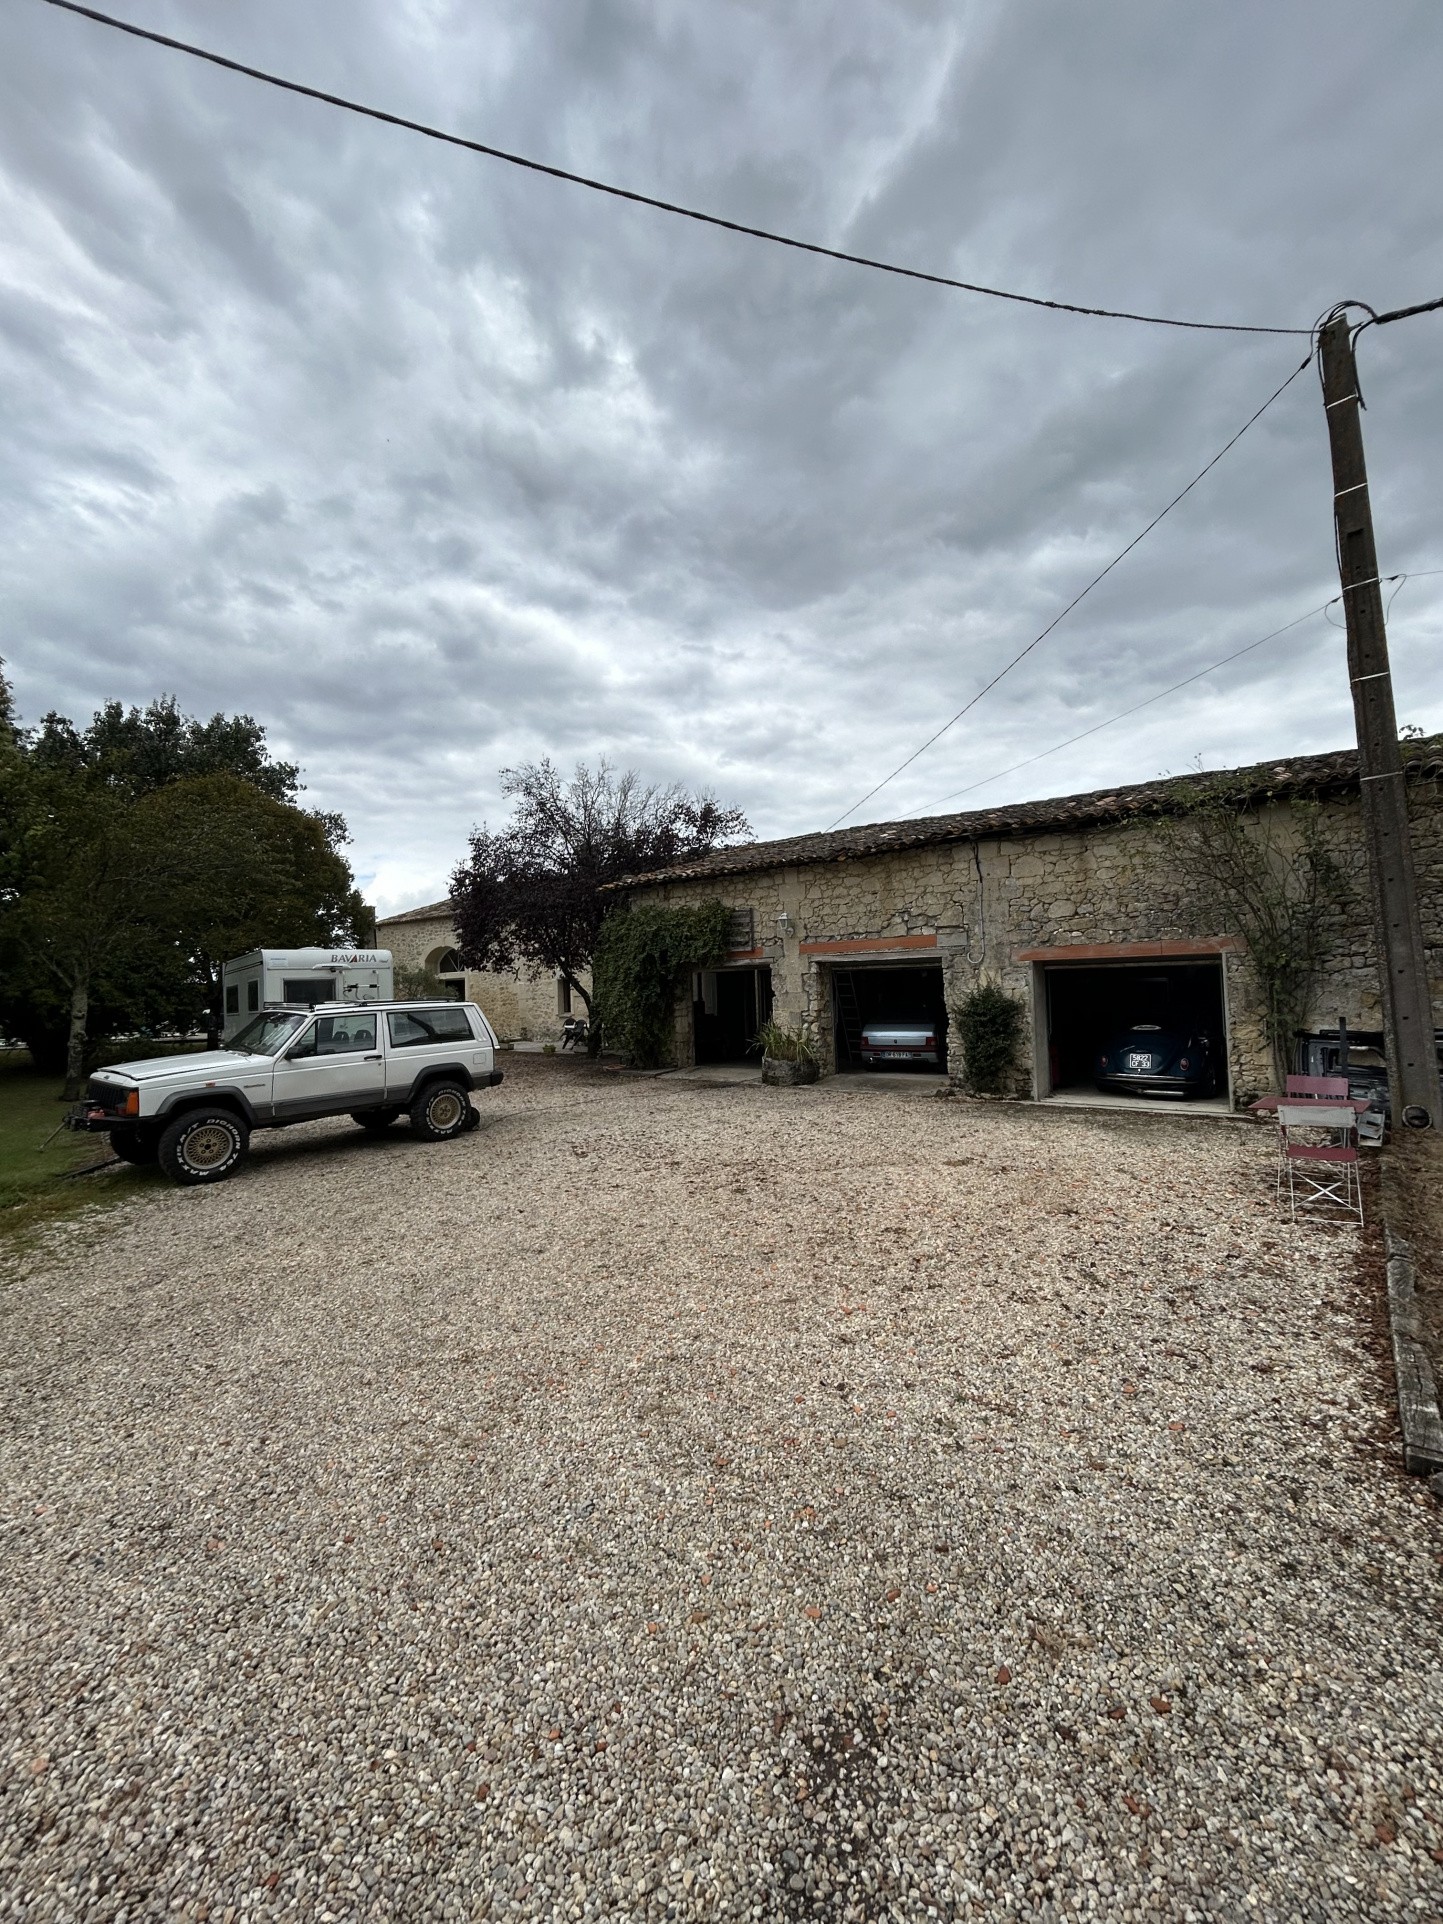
[0, 1048, 149, 1245]
[0, 1051, 99, 1198]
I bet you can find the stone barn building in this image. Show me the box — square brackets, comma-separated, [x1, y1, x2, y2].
[375, 899, 586, 1046]
[609, 743, 1443, 1107]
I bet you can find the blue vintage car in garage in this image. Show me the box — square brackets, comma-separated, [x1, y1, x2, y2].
[1095, 1022, 1219, 1098]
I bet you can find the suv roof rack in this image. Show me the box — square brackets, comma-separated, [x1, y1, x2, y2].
[265, 998, 471, 1011]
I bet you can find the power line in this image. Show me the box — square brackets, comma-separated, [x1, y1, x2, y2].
[913, 601, 1332, 813]
[40, 0, 1311, 339]
[1322, 568, 1443, 629]
[911, 566, 1443, 816]
[1372, 296, 1443, 328]
[826, 350, 1313, 828]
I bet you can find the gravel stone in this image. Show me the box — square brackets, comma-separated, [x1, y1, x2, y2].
[3, 1056, 1441, 1921]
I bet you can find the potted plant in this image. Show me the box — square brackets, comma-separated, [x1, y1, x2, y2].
[756, 1018, 820, 1086]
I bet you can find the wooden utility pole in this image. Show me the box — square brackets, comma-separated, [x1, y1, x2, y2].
[1318, 307, 1438, 1128]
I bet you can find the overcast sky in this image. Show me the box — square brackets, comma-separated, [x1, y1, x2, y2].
[2, 0, 1440, 915]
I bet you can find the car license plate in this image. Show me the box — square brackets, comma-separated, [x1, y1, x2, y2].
[1127, 1052, 1152, 1069]
[874, 1050, 914, 1060]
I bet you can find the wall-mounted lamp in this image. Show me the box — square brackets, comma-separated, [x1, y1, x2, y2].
[776, 912, 796, 938]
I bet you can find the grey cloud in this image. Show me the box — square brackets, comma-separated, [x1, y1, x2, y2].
[0, 0, 1439, 916]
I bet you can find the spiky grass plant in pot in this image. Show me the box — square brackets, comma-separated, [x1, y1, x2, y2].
[755, 1018, 820, 1086]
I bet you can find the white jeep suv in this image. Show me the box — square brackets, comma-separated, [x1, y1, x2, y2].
[68, 1001, 502, 1186]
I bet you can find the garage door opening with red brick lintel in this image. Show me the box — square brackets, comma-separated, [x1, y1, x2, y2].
[1026, 940, 1237, 1111]
[1016, 938, 1237, 965]
[801, 933, 939, 957]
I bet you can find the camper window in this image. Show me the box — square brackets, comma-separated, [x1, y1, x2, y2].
[247, 981, 259, 1011]
[225, 986, 239, 1015]
[283, 978, 336, 1007]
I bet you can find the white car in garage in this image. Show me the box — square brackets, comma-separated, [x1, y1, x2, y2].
[67, 1001, 502, 1186]
[858, 1016, 944, 1068]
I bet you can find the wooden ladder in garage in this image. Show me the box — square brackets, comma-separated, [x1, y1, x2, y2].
[832, 969, 864, 1068]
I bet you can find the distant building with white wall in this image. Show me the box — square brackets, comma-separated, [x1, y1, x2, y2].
[376, 899, 584, 1044]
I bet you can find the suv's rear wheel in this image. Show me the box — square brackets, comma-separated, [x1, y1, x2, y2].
[110, 1125, 159, 1166]
[409, 1080, 471, 1142]
[158, 1109, 249, 1185]
[352, 1108, 401, 1134]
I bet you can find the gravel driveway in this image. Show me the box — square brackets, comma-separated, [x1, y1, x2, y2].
[3, 1058, 1441, 1922]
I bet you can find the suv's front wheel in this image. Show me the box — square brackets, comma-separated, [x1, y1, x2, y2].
[158, 1109, 250, 1185]
[409, 1081, 471, 1142]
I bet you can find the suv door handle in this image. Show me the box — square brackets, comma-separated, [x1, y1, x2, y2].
[364, 1054, 382, 1062]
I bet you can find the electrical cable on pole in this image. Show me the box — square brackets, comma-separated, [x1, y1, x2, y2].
[1317, 303, 1439, 1130]
[826, 351, 1313, 828]
[911, 568, 1443, 815]
[35, 0, 1310, 337]
[913, 599, 1336, 814]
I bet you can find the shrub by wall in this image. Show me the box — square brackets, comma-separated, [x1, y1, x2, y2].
[592, 900, 730, 1068]
[953, 982, 1025, 1095]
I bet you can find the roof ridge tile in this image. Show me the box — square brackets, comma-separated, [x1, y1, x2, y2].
[607, 739, 1442, 891]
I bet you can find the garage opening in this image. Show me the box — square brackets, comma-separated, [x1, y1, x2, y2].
[693, 966, 773, 1064]
[833, 964, 949, 1072]
[1043, 960, 1227, 1103]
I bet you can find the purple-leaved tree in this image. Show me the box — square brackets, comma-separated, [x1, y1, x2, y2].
[449, 761, 749, 1041]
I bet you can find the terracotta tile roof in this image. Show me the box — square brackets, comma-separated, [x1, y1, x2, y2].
[376, 898, 453, 926]
[610, 739, 1443, 890]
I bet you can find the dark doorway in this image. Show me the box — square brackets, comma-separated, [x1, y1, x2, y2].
[694, 966, 772, 1064]
[833, 964, 948, 1071]
[1044, 961, 1226, 1095]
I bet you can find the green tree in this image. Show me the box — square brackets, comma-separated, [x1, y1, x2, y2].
[0, 762, 164, 1092]
[450, 760, 748, 1040]
[0, 670, 367, 1085]
[137, 774, 369, 1038]
[24, 693, 302, 803]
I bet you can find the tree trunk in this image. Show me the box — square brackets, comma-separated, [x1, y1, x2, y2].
[563, 974, 602, 1055]
[204, 957, 221, 1050]
[63, 975, 89, 1100]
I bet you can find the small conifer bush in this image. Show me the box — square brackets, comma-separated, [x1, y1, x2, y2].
[953, 982, 1024, 1094]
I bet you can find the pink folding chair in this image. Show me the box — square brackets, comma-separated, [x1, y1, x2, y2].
[1276, 1102, 1363, 1223]
[1274, 1079, 1349, 1191]
[1285, 1075, 1349, 1100]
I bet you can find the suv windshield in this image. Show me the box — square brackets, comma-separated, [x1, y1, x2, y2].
[230, 1012, 308, 1057]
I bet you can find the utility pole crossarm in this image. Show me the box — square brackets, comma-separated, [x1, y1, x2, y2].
[1317, 311, 1438, 1129]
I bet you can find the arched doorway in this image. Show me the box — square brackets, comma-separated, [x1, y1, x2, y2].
[426, 947, 467, 1001]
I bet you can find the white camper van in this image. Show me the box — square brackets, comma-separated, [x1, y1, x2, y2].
[222, 948, 393, 1040]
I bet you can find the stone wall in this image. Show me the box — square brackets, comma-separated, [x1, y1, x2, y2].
[625, 774, 1443, 1105]
[375, 910, 585, 1044]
